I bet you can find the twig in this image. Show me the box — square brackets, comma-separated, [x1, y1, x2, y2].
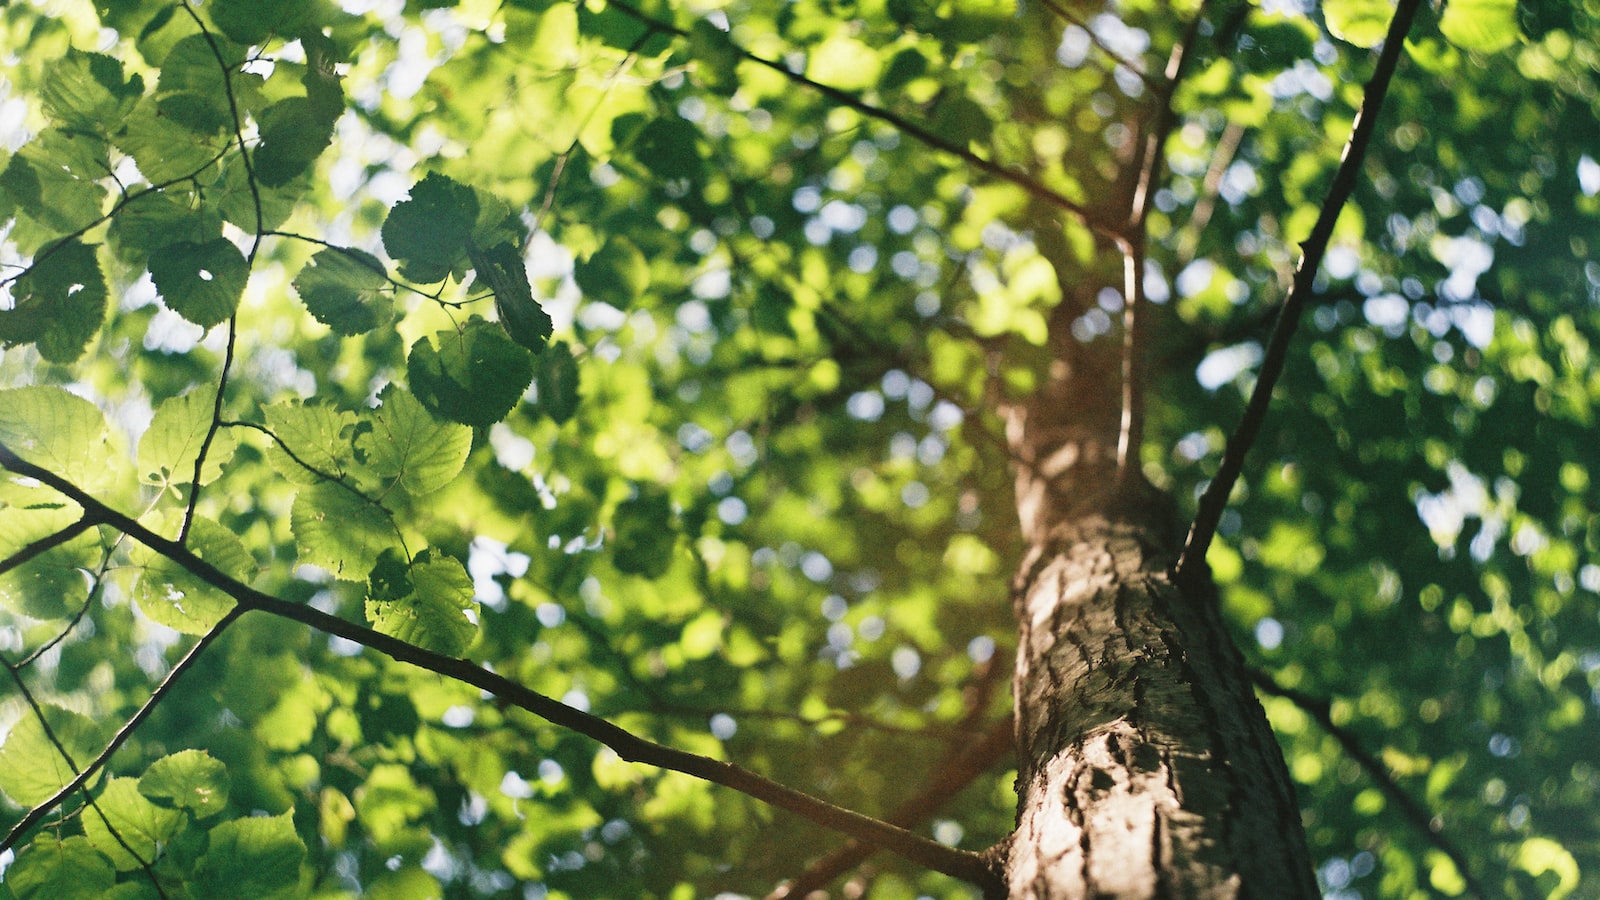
[600, 0, 1117, 242]
[1251, 670, 1487, 899]
[1176, 0, 1423, 579]
[0, 443, 1002, 894]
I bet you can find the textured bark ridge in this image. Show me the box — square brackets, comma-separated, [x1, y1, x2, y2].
[999, 345, 1317, 897]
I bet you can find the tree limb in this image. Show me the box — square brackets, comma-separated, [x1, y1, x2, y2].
[1177, 0, 1423, 580]
[0, 443, 1002, 894]
[1252, 670, 1488, 899]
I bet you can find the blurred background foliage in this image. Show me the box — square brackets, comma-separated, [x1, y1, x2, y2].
[0, 0, 1596, 897]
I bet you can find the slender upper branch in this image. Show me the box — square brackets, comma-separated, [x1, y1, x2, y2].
[1177, 0, 1424, 579]
[0, 443, 1001, 893]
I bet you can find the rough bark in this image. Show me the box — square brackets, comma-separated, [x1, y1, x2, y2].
[996, 301, 1317, 897]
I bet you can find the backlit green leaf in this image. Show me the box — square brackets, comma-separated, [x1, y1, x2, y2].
[1322, 0, 1396, 48]
[140, 749, 231, 817]
[1439, 0, 1520, 53]
[132, 514, 251, 633]
[195, 811, 306, 900]
[0, 239, 107, 364]
[291, 481, 402, 579]
[82, 777, 185, 870]
[3, 837, 115, 900]
[0, 707, 102, 806]
[292, 247, 394, 335]
[381, 172, 479, 283]
[533, 339, 581, 424]
[356, 385, 473, 495]
[612, 485, 676, 578]
[148, 238, 249, 328]
[365, 549, 478, 656]
[138, 386, 235, 488]
[407, 318, 534, 427]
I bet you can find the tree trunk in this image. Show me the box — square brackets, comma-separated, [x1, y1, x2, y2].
[997, 304, 1317, 897]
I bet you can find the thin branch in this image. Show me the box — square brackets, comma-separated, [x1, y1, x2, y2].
[1036, 0, 1163, 92]
[180, 319, 237, 542]
[0, 519, 95, 579]
[1176, 0, 1423, 580]
[0, 443, 1001, 894]
[770, 661, 1013, 899]
[1116, 1, 1213, 480]
[1252, 670, 1488, 899]
[601, 0, 1117, 242]
[0, 610, 241, 856]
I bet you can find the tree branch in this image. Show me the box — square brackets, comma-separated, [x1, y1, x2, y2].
[600, 0, 1118, 241]
[0, 443, 1002, 894]
[1176, 0, 1423, 580]
[1252, 670, 1488, 899]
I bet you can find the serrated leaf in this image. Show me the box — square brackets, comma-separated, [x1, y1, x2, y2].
[612, 485, 677, 578]
[40, 49, 144, 132]
[291, 481, 402, 579]
[215, 153, 306, 233]
[365, 550, 477, 656]
[0, 147, 108, 249]
[254, 96, 337, 187]
[1322, 0, 1395, 48]
[138, 386, 235, 488]
[534, 339, 581, 424]
[262, 400, 362, 485]
[357, 385, 472, 495]
[573, 236, 649, 310]
[4, 837, 115, 900]
[1438, 0, 1519, 53]
[292, 247, 393, 335]
[407, 318, 534, 427]
[381, 172, 479, 283]
[0, 386, 118, 491]
[195, 811, 306, 900]
[0, 238, 107, 364]
[469, 241, 552, 352]
[148, 238, 249, 328]
[83, 777, 185, 870]
[132, 514, 251, 633]
[0, 539, 94, 620]
[140, 749, 231, 817]
[0, 706, 103, 806]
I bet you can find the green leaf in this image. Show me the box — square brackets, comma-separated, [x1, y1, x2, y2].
[368, 547, 412, 601]
[533, 339, 581, 424]
[0, 239, 107, 363]
[253, 96, 337, 187]
[290, 481, 401, 579]
[215, 154, 305, 233]
[148, 238, 250, 328]
[195, 811, 306, 900]
[140, 749, 231, 817]
[292, 247, 394, 335]
[364, 550, 478, 656]
[468, 241, 552, 352]
[210, 0, 318, 44]
[632, 118, 703, 181]
[573, 236, 649, 310]
[82, 777, 185, 870]
[0, 146, 107, 248]
[1438, 0, 1520, 53]
[1322, 0, 1396, 48]
[407, 318, 534, 427]
[3, 837, 115, 900]
[381, 172, 479, 283]
[0, 706, 103, 806]
[40, 49, 144, 132]
[612, 485, 677, 578]
[356, 385, 473, 495]
[113, 97, 231, 182]
[107, 189, 225, 265]
[138, 386, 235, 488]
[262, 400, 361, 485]
[0, 385, 118, 491]
[0, 475, 97, 619]
[132, 514, 251, 633]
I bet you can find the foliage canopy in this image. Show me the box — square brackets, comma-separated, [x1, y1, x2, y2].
[0, 0, 1597, 897]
